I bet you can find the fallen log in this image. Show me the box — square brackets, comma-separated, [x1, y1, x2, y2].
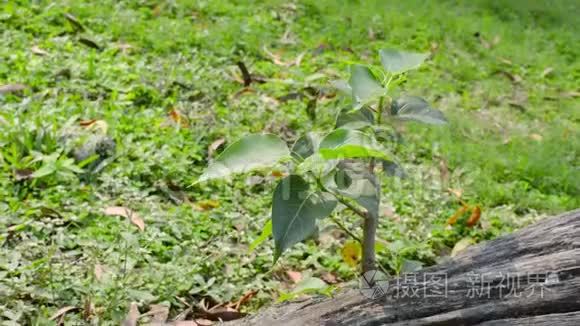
[229, 209, 580, 325]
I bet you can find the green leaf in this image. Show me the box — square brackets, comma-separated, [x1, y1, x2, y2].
[379, 49, 429, 74]
[330, 79, 351, 95]
[248, 219, 272, 253]
[349, 65, 384, 104]
[293, 276, 327, 293]
[296, 153, 337, 179]
[328, 160, 380, 218]
[391, 96, 447, 125]
[272, 175, 337, 261]
[319, 129, 392, 160]
[31, 164, 56, 178]
[198, 134, 290, 182]
[277, 276, 329, 303]
[335, 106, 374, 129]
[291, 132, 322, 161]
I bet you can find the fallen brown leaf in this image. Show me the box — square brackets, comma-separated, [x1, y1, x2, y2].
[14, 168, 34, 181]
[228, 290, 258, 310]
[79, 119, 108, 133]
[103, 206, 145, 231]
[50, 306, 78, 321]
[262, 46, 306, 67]
[286, 270, 302, 284]
[466, 206, 481, 227]
[172, 322, 198, 326]
[321, 272, 338, 284]
[447, 205, 469, 225]
[541, 67, 554, 78]
[208, 138, 225, 158]
[447, 188, 463, 200]
[31, 45, 49, 56]
[193, 319, 214, 326]
[438, 158, 450, 185]
[122, 302, 140, 326]
[200, 307, 245, 322]
[0, 84, 27, 94]
[560, 91, 580, 98]
[79, 119, 97, 127]
[116, 42, 133, 54]
[146, 304, 170, 323]
[94, 263, 105, 281]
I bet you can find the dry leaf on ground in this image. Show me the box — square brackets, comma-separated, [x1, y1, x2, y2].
[466, 206, 482, 227]
[0, 84, 27, 94]
[146, 304, 170, 323]
[49, 306, 78, 321]
[122, 302, 140, 326]
[103, 206, 145, 231]
[286, 270, 302, 284]
[208, 138, 225, 158]
[447, 205, 468, 225]
[31, 45, 49, 56]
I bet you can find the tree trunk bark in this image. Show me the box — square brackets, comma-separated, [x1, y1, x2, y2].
[228, 209, 580, 325]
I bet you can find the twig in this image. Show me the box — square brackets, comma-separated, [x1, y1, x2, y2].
[330, 215, 362, 244]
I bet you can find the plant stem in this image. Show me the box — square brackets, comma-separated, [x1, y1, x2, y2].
[361, 96, 387, 273]
[377, 96, 384, 125]
[361, 212, 377, 273]
[337, 195, 367, 219]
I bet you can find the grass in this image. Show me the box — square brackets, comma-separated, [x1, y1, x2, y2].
[0, 0, 578, 324]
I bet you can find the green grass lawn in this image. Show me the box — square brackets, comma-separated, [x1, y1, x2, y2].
[1, 0, 578, 324]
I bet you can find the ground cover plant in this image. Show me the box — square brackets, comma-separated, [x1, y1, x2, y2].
[0, 0, 578, 324]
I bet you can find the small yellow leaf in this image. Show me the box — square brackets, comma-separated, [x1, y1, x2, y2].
[341, 240, 362, 267]
[194, 199, 220, 211]
[270, 170, 287, 178]
[104, 206, 145, 231]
